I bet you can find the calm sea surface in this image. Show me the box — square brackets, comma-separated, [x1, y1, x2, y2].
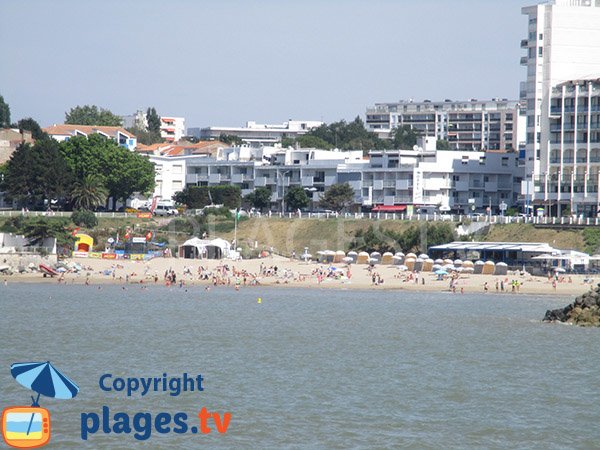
[1, 284, 599, 449]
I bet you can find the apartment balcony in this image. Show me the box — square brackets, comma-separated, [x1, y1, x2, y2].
[185, 174, 209, 184]
[382, 180, 396, 188]
[484, 182, 498, 192]
[520, 39, 529, 48]
[231, 173, 250, 183]
[254, 177, 267, 187]
[520, 56, 528, 66]
[208, 174, 221, 183]
[301, 176, 314, 187]
[396, 179, 411, 190]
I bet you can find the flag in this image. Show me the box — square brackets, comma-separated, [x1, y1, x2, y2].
[71, 227, 80, 237]
[146, 231, 153, 241]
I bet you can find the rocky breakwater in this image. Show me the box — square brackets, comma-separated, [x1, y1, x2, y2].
[544, 284, 600, 326]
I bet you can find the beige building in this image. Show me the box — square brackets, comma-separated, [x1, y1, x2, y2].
[0, 128, 34, 164]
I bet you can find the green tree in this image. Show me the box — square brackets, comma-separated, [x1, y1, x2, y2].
[302, 116, 387, 150]
[243, 186, 272, 212]
[4, 140, 72, 207]
[146, 107, 161, 133]
[19, 216, 72, 247]
[17, 117, 48, 140]
[104, 146, 155, 208]
[65, 105, 123, 126]
[391, 125, 419, 149]
[173, 185, 241, 209]
[128, 126, 162, 145]
[285, 186, 309, 211]
[319, 182, 355, 212]
[281, 136, 296, 148]
[0, 95, 10, 127]
[219, 134, 243, 146]
[349, 225, 398, 253]
[296, 134, 333, 149]
[71, 174, 108, 211]
[71, 209, 98, 228]
[436, 139, 451, 150]
[60, 134, 154, 210]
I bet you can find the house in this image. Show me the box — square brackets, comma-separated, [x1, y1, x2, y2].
[0, 128, 34, 164]
[43, 124, 137, 151]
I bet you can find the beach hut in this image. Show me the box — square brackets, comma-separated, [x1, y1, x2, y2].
[370, 252, 381, 264]
[333, 250, 346, 263]
[463, 267, 475, 273]
[482, 260, 496, 275]
[434, 258, 444, 265]
[405, 257, 416, 271]
[419, 253, 429, 260]
[381, 252, 394, 265]
[357, 251, 370, 264]
[406, 252, 417, 260]
[74, 233, 94, 253]
[432, 264, 442, 271]
[494, 262, 508, 275]
[474, 260, 485, 274]
[443, 258, 454, 266]
[463, 260, 474, 270]
[414, 257, 424, 272]
[319, 250, 335, 263]
[347, 251, 358, 263]
[453, 259, 463, 268]
[423, 258, 434, 272]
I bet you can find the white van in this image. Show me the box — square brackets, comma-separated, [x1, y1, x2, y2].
[154, 204, 179, 216]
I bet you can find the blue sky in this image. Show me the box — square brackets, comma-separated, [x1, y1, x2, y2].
[0, 0, 530, 130]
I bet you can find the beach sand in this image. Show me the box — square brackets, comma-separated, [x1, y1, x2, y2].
[0, 255, 594, 298]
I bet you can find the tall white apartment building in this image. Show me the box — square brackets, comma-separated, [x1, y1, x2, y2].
[160, 116, 185, 142]
[366, 99, 521, 152]
[521, 0, 600, 215]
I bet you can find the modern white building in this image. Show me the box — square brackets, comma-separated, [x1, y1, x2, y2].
[189, 120, 323, 146]
[520, 0, 600, 216]
[143, 138, 521, 214]
[160, 116, 185, 142]
[366, 99, 522, 152]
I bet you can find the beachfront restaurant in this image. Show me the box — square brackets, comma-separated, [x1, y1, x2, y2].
[427, 241, 559, 270]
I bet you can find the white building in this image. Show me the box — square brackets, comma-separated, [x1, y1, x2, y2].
[521, 0, 600, 215]
[190, 120, 323, 146]
[43, 125, 137, 151]
[160, 116, 185, 142]
[366, 99, 521, 152]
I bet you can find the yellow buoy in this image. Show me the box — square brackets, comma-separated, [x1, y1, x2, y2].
[257, 298, 262, 304]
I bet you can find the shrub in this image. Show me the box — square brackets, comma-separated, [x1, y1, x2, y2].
[71, 209, 98, 228]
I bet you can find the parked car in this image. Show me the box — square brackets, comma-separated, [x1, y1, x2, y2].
[153, 205, 179, 216]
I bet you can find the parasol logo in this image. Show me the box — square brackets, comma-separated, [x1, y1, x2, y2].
[2, 361, 79, 449]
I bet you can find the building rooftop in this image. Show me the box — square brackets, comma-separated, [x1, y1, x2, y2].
[44, 124, 135, 139]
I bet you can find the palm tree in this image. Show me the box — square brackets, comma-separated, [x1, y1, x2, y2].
[71, 175, 108, 211]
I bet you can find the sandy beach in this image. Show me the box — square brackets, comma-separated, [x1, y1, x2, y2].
[1, 255, 595, 298]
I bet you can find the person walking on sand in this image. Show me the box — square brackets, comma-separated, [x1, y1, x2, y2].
[483, 282, 488, 293]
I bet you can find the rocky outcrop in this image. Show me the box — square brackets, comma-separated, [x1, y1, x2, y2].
[544, 284, 600, 326]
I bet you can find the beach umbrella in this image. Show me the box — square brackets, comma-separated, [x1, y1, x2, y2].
[397, 265, 408, 271]
[554, 267, 566, 273]
[435, 269, 448, 275]
[432, 264, 442, 270]
[11, 362, 79, 402]
[11, 361, 79, 435]
[342, 256, 353, 263]
[301, 253, 312, 262]
[463, 260, 474, 268]
[463, 267, 475, 273]
[443, 259, 454, 265]
[406, 252, 417, 259]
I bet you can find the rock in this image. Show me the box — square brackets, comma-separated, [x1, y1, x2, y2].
[544, 288, 600, 326]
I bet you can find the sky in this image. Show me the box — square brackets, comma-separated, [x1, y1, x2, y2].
[0, 0, 531, 131]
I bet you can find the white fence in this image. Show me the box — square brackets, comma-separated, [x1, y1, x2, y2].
[2, 209, 600, 227]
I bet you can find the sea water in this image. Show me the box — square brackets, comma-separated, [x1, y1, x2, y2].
[1, 284, 599, 449]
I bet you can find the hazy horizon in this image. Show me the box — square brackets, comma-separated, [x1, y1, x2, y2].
[1, 0, 529, 130]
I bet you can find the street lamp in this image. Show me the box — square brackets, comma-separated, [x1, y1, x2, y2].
[278, 169, 291, 213]
[304, 187, 317, 213]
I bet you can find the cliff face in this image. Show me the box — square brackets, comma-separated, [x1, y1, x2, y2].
[544, 285, 600, 327]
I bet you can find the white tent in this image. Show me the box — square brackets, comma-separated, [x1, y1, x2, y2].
[179, 237, 232, 260]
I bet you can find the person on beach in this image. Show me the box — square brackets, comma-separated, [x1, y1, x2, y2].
[483, 282, 488, 293]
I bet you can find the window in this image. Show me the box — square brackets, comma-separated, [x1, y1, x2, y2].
[538, 47, 543, 57]
[539, 33, 543, 40]
[173, 165, 182, 174]
[453, 175, 460, 181]
[502, 157, 509, 166]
